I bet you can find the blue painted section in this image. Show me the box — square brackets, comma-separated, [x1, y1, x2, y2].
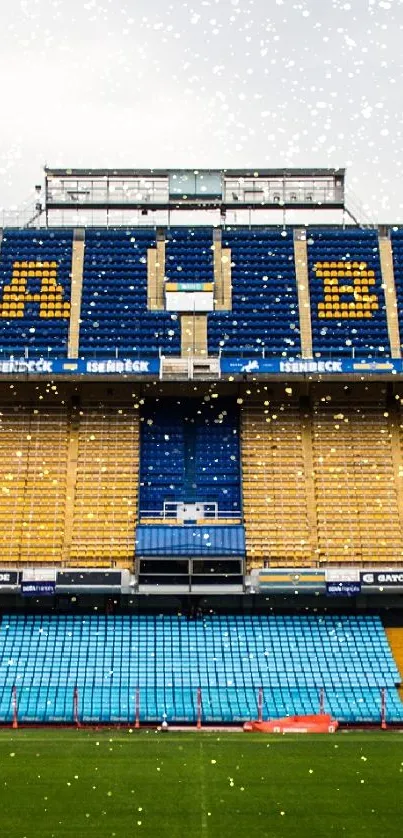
[208, 227, 301, 356]
[307, 228, 390, 357]
[139, 398, 241, 513]
[79, 228, 181, 355]
[0, 614, 402, 723]
[135, 525, 245, 556]
[0, 229, 73, 355]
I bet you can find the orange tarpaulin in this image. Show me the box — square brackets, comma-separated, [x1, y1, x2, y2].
[243, 713, 338, 734]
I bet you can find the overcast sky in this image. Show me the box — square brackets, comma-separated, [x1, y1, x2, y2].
[0, 0, 402, 220]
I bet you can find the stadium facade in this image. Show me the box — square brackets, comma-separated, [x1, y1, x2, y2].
[0, 167, 402, 726]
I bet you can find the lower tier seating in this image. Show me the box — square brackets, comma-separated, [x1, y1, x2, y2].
[0, 613, 402, 723]
[0, 407, 68, 563]
[241, 402, 313, 567]
[69, 407, 139, 566]
[312, 403, 402, 563]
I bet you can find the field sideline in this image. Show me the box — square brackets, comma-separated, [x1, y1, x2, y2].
[0, 729, 401, 837]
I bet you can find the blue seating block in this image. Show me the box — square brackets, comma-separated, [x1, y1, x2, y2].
[391, 228, 403, 351]
[79, 229, 180, 356]
[307, 228, 390, 357]
[165, 227, 213, 284]
[0, 613, 401, 723]
[139, 398, 241, 514]
[0, 229, 73, 355]
[208, 228, 301, 356]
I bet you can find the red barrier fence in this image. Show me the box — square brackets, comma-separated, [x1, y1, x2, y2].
[8, 686, 392, 728]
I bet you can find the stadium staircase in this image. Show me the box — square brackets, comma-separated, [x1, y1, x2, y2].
[1, 614, 402, 724]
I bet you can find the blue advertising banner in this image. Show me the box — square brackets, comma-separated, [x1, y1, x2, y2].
[326, 581, 361, 597]
[220, 358, 402, 376]
[0, 357, 160, 376]
[0, 355, 400, 377]
[21, 581, 56, 597]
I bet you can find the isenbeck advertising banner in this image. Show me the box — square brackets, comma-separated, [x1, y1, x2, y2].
[220, 358, 402, 375]
[0, 358, 160, 375]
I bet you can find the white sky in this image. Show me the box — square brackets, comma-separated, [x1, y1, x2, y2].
[0, 0, 402, 220]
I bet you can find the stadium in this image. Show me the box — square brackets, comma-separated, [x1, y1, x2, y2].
[1, 166, 403, 836]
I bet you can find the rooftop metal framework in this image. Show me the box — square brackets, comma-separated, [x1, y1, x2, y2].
[43, 167, 345, 215]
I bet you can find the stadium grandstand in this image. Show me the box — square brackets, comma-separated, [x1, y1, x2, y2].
[0, 166, 403, 728]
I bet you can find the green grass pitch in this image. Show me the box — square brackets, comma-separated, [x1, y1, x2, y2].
[0, 729, 401, 837]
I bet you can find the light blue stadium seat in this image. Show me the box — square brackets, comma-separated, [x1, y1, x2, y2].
[0, 613, 402, 723]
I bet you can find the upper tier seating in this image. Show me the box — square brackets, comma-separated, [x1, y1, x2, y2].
[390, 228, 403, 348]
[139, 398, 241, 516]
[307, 228, 389, 357]
[0, 614, 401, 723]
[0, 229, 73, 355]
[0, 225, 398, 359]
[209, 228, 301, 356]
[79, 229, 180, 355]
[165, 227, 213, 283]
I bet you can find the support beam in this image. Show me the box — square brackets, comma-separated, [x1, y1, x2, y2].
[294, 230, 313, 359]
[68, 229, 85, 358]
[147, 248, 158, 310]
[181, 315, 208, 357]
[214, 229, 232, 311]
[194, 315, 208, 356]
[379, 232, 401, 359]
[147, 229, 165, 311]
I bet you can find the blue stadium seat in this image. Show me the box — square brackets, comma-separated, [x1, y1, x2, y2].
[208, 227, 301, 356]
[391, 228, 403, 349]
[139, 398, 241, 514]
[0, 613, 401, 724]
[0, 229, 73, 355]
[165, 227, 213, 284]
[79, 229, 180, 355]
[307, 228, 390, 357]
